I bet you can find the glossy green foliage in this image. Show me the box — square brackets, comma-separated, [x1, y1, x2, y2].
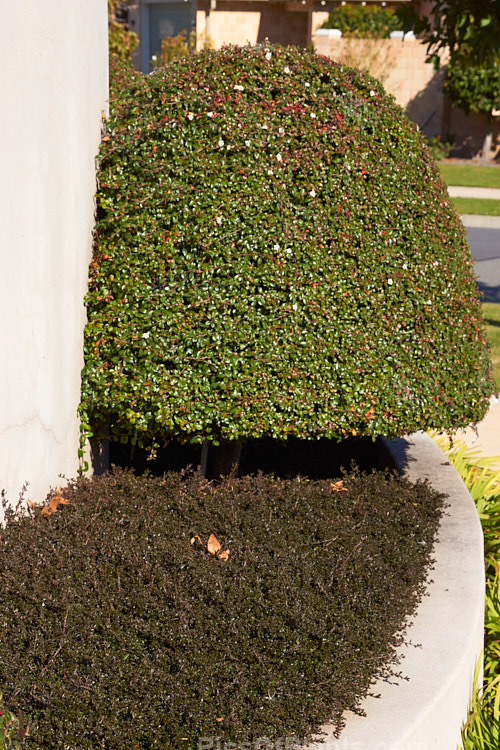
[399, 0, 500, 122]
[398, 0, 500, 66]
[444, 58, 500, 119]
[82, 44, 493, 448]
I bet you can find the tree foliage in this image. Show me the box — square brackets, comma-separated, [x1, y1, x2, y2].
[444, 60, 500, 118]
[399, 0, 500, 66]
[400, 0, 500, 128]
[80, 45, 493, 451]
[108, 0, 138, 61]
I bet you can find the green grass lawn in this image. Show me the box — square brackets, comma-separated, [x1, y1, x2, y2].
[483, 302, 500, 390]
[452, 197, 500, 216]
[439, 162, 500, 189]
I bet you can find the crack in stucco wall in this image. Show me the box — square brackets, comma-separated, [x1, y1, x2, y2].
[0, 415, 66, 447]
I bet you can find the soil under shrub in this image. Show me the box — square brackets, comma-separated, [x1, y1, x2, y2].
[109, 435, 379, 479]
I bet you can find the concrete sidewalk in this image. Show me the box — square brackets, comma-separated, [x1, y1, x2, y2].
[448, 185, 500, 200]
[461, 214, 500, 228]
[451, 397, 500, 468]
[448, 184, 500, 227]
[443, 184, 500, 464]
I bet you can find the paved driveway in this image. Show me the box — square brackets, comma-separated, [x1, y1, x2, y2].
[461, 215, 500, 303]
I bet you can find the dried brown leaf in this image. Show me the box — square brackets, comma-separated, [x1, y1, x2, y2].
[40, 496, 72, 516]
[329, 480, 348, 492]
[207, 533, 221, 555]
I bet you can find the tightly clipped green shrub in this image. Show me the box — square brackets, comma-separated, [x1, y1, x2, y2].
[0, 468, 445, 749]
[81, 44, 493, 451]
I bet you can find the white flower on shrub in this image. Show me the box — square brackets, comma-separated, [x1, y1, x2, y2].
[218, 139, 224, 147]
[234, 84, 244, 91]
[215, 215, 223, 225]
[276, 153, 282, 162]
[265, 51, 272, 61]
[310, 189, 316, 197]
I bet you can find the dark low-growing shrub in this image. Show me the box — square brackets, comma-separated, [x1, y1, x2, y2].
[0, 468, 445, 749]
[81, 44, 493, 455]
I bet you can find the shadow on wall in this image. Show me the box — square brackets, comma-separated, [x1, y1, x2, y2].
[405, 72, 500, 160]
[405, 68, 446, 138]
[407, 78, 500, 159]
[445, 110, 500, 160]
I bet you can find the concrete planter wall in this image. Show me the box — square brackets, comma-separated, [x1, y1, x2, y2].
[307, 432, 484, 750]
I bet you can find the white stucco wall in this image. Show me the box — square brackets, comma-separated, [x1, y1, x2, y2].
[0, 1, 108, 518]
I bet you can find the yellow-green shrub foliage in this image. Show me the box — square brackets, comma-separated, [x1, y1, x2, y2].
[81, 44, 493, 449]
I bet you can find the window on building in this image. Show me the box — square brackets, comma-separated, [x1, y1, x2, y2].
[139, 1, 193, 72]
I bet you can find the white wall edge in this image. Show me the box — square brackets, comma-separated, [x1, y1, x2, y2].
[314, 28, 342, 38]
[0, 0, 109, 520]
[306, 431, 484, 750]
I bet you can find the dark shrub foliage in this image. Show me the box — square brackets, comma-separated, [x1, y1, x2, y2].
[0, 469, 444, 749]
[81, 44, 493, 450]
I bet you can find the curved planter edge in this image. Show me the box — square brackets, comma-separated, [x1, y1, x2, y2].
[306, 431, 485, 750]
